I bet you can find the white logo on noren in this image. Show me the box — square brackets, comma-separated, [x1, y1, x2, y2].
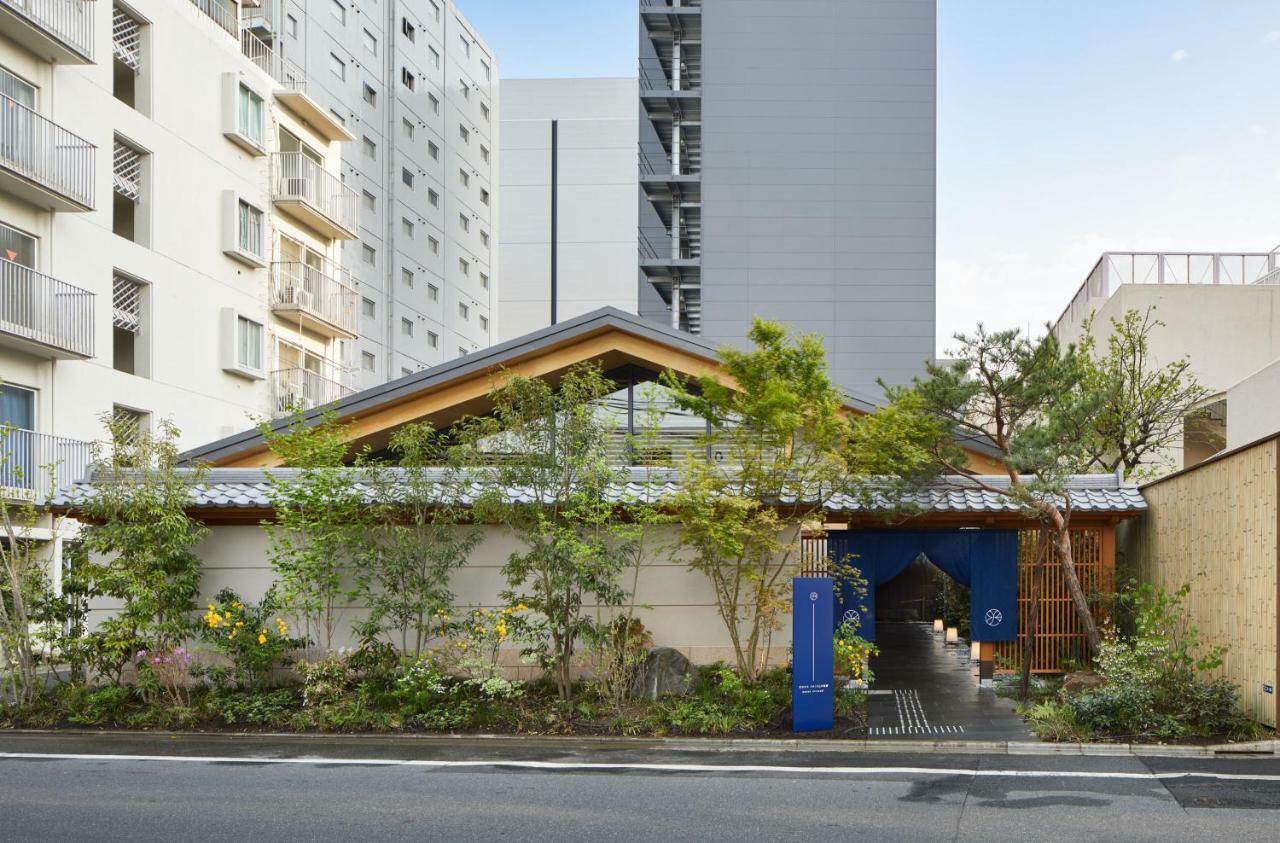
[985, 608, 1003, 627]
[809, 592, 818, 602]
[843, 609, 860, 626]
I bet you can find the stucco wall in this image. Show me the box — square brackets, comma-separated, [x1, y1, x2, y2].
[86, 523, 793, 673]
[1226, 359, 1280, 451]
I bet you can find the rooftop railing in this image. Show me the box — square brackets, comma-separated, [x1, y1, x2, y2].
[0, 0, 94, 61]
[0, 92, 95, 209]
[0, 427, 91, 503]
[240, 27, 307, 92]
[0, 258, 94, 358]
[270, 261, 359, 336]
[1057, 251, 1280, 331]
[187, 0, 237, 37]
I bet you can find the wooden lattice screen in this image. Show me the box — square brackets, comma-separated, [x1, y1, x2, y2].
[806, 528, 1113, 673]
[993, 529, 1112, 674]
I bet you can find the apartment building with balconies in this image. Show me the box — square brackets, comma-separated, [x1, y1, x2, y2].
[0, 0, 363, 506]
[247, 0, 498, 390]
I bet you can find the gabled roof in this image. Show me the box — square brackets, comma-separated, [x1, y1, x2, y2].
[181, 307, 889, 469]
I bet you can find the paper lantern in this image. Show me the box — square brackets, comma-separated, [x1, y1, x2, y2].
[933, 619, 944, 633]
[945, 627, 959, 644]
[970, 641, 981, 661]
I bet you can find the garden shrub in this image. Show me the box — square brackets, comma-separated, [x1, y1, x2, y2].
[646, 664, 790, 735]
[201, 589, 300, 690]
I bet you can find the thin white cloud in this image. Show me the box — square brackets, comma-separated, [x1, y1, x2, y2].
[1169, 49, 1189, 62]
[1266, 31, 1280, 43]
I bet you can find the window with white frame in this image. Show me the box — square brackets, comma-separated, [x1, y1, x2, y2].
[459, 124, 469, 144]
[459, 169, 469, 188]
[458, 302, 469, 319]
[429, 1, 440, 22]
[460, 34, 470, 56]
[481, 59, 491, 80]
[458, 257, 469, 276]
[459, 213, 468, 232]
[362, 244, 376, 265]
[481, 102, 489, 121]
[460, 80, 469, 100]
[429, 46, 440, 68]
[480, 230, 489, 247]
[480, 272, 489, 290]
[429, 93, 439, 114]
[362, 351, 376, 371]
[401, 317, 413, 336]
[363, 29, 377, 54]
[480, 144, 489, 164]
[331, 0, 345, 24]
[237, 315, 263, 371]
[237, 198, 263, 258]
[428, 236, 439, 254]
[428, 189, 439, 207]
[428, 141, 439, 160]
[402, 118, 414, 139]
[363, 83, 376, 105]
[401, 167, 414, 188]
[362, 297, 376, 317]
[401, 68, 415, 91]
[402, 17, 415, 41]
[237, 83, 264, 147]
[428, 331, 438, 348]
[402, 268, 414, 288]
[480, 314, 488, 332]
[362, 190, 375, 211]
[330, 53, 346, 80]
[428, 283, 439, 302]
[402, 218, 414, 238]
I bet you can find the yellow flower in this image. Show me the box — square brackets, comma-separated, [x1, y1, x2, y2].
[516, 603, 529, 612]
[235, 621, 244, 627]
[258, 633, 267, 645]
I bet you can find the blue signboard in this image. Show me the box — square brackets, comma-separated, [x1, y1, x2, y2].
[792, 577, 834, 732]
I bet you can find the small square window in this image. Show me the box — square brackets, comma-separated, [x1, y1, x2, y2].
[362, 351, 376, 371]
[459, 169, 469, 188]
[330, 53, 346, 80]
[402, 217, 414, 238]
[236, 315, 263, 371]
[480, 315, 488, 332]
[480, 102, 489, 121]
[362, 83, 376, 105]
[429, 46, 440, 69]
[481, 60, 491, 81]
[401, 367, 413, 377]
[401, 317, 413, 336]
[459, 213, 469, 232]
[402, 118, 414, 139]
[402, 268, 414, 288]
[430, 1, 440, 22]
[401, 167, 414, 188]
[460, 34, 470, 57]
[287, 14, 298, 37]
[362, 136, 376, 158]
[459, 346, 468, 357]
[362, 190, 375, 211]
[331, 0, 345, 24]
[458, 258, 469, 276]
[480, 145, 490, 164]
[428, 236, 439, 254]
[460, 80, 470, 100]
[363, 29, 377, 54]
[480, 272, 489, 289]
[458, 302, 469, 319]
[429, 94, 440, 114]
[480, 188, 490, 206]
[428, 141, 439, 160]
[402, 18, 415, 41]
[480, 230, 489, 247]
[428, 330, 438, 348]
[459, 125, 469, 144]
[401, 67, 415, 91]
[362, 244, 376, 265]
[428, 283, 439, 302]
[428, 189, 439, 207]
[362, 297, 376, 317]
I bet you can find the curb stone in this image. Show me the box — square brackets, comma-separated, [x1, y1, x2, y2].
[1, 729, 1274, 759]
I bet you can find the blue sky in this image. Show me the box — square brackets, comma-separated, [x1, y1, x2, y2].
[460, 0, 1280, 352]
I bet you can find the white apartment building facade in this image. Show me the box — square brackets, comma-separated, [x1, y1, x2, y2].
[252, 0, 498, 389]
[0, 0, 499, 503]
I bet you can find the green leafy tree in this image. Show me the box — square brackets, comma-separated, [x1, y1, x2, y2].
[1079, 308, 1208, 478]
[849, 326, 1107, 659]
[260, 410, 366, 651]
[456, 363, 629, 700]
[354, 422, 481, 656]
[75, 417, 209, 678]
[662, 319, 851, 682]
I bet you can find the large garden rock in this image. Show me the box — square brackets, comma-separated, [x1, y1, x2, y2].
[631, 647, 694, 700]
[1061, 671, 1106, 697]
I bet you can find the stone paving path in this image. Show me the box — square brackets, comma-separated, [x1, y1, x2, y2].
[866, 622, 1036, 741]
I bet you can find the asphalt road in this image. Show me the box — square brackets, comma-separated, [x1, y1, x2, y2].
[2, 733, 1279, 841]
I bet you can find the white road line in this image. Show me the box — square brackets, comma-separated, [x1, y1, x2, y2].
[2, 752, 1279, 782]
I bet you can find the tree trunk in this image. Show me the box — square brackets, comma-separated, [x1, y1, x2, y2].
[1046, 508, 1102, 654]
[1019, 529, 1048, 701]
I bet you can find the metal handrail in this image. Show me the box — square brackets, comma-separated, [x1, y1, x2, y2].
[241, 28, 307, 92]
[270, 261, 359, 335]
[0, 0, 94, 59]
[640, 0, 702, 8]
[0, 427, 91, 503]
[639, 57, 701, 92]
[1057, 251, 1280, 332]
[0, 93, 95, 208]
[0, 258, 94, 357]
[270, 367, 353, 416]
[271, 152, 358, 235]
[187, 0, 237, 37]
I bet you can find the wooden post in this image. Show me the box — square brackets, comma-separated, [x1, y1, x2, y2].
[979, 641, 995, 686]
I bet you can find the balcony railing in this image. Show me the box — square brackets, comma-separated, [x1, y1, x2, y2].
[640, 0, 702, 8]
[271, 152, 358, 239]
[187, 0, 237, 37]
[0, 0, 94, 62]
[270, 367, 353, 416]
[270, 261, 359, 337]
[0, 94, 95, 210]
[240, 27, 306, 93]
[639, 57, 701, 93]
[0, 427, 91, 503]
[1057, 251, 1280, 331]
[0, 259, 94, 358]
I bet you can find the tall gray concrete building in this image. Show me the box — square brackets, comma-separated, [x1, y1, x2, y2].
[638, 0, 937, 396]
[250, 0, 498, 389]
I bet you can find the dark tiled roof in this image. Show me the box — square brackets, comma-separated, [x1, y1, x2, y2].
[51, 467, 1144, 515]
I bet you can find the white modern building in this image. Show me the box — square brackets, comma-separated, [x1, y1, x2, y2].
[498, 77, 638, 341]
[0, 0, 499, 502]
[256, 0, 498, 388]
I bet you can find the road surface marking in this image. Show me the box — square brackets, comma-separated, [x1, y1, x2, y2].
[2, 751, 1280, 782]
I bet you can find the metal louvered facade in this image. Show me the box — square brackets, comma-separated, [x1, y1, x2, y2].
[112, 274, 142, 333]
[112, 139, 142, 201]
[111, 5, 142, 72]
